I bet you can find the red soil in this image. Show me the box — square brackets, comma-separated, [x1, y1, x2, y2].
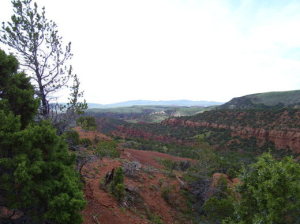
[82, 158, 149, 224]
[122, 148, 195, 169]
[81, 148, 192, 224]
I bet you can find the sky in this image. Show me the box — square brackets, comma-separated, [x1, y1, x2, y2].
[1, 0, 300, 104]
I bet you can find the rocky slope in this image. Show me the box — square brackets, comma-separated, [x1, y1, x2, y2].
[163, 109, 300, 153]
[76, 129, 196, 224]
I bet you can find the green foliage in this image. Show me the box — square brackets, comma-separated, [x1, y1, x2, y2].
[64, 130, 80, 149]
[203, 197, 234, 222]
[0, 49, 39, 128]
[111, 167, 125, 201]
[79, 138, 92, 147]
[0, 49, 85, 223]
[147, 211, 164, 224]
[225, 153, 300, 224]
[161, 186, 172, 204]
[77, 116, 97, 131]
[114, 183, 125, 201]
[95, 140, 120, 158]
[203, 177, 234, 222]
[0, 117, 86, 223]
[158, 158, 176, 171]
[158, 158, 191, 172]
[183, 148, 222, 182]
[67, 74, 88, 116]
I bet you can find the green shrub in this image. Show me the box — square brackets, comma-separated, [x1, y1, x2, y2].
[203, 197, 234, 222]
[114, 183, 125, 201]
[64, 130, 80, 148]
[79, 137, 92, 146]
[161, 186, 172, 204]
[111, 167, 125, 201]
[147, 212, 164, 224]
[159, 159, 176, 170]
[77, 116, 97, 130]
[202, 176, 234, 222]
[95, 140, 120, 158]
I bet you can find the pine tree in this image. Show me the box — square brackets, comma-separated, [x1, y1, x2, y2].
[1, 0, 87, 124]
[0, 49, 39, 128]
[111, 167, 125, 201]
[0, 49, 86, 223]
[224, 153, 300, 224]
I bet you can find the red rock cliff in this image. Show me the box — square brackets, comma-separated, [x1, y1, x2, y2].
[163, 118, 300, 153]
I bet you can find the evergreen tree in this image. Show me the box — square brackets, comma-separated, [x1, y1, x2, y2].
[224, 153, 300, 224]
[0, 49, 39, 128]
[0, 49, 86, 223]
[111, 167, 125, 201]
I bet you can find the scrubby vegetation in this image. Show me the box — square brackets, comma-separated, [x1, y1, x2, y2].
[94, 140, 120, 158]
[77, 116, 97, 130]
[203, 177, 234, 222]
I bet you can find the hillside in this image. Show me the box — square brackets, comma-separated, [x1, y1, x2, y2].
[95, 108, 300, 155]
[74, 128, 198, 224]
[77, 105, 300, 223]
[163, 109, 300, 153]
[84, 106, 300, 223]
[220, 90, 300, 109]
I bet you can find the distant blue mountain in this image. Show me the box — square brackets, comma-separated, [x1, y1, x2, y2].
[88, 100, 222, 109]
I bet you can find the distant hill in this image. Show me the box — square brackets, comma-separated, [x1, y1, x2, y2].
[88, 100, 222, 109]
[220, 90, 300, 109]
[86, 105, 215, 123]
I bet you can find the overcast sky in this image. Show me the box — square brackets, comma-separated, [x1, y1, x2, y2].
[1, 0, 300, 104]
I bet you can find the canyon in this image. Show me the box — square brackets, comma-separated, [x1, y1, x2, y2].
[163, 117, 300, 153]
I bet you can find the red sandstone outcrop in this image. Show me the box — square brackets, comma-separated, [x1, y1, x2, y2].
[163, 118, 300, 153]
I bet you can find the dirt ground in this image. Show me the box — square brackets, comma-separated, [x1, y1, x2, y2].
[81, 149, 193, 224]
